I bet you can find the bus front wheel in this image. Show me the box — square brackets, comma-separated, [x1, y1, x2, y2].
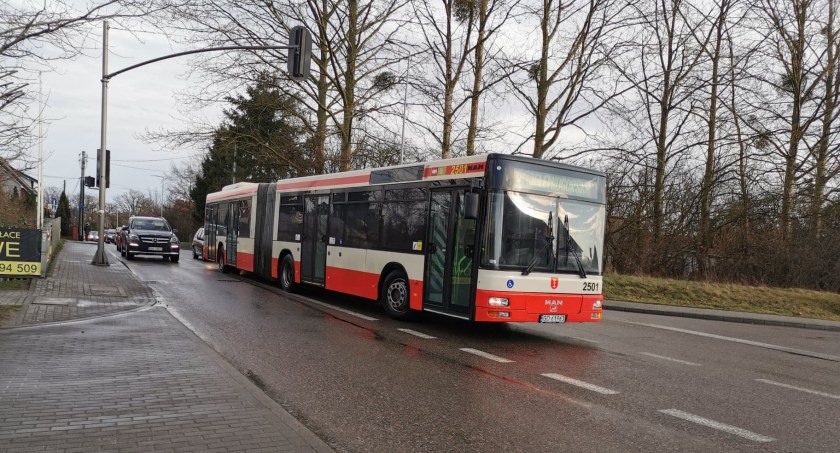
[381, 271, 414, 320]
[279, 255, 298, 292]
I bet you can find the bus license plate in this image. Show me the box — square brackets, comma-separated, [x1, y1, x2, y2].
[149, 247, 163, 251]
[539, 315, 566, 323]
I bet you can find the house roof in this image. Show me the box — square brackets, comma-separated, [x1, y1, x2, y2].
[0, 159, 38, 195]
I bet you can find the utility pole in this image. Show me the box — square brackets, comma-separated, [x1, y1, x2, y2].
[92, 21, 110, 265]
[78, 151, 87, 240]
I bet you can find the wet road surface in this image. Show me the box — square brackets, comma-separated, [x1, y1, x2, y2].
[112, 247, 840, 452]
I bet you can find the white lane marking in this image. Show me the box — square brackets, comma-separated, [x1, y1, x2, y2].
[621, 321, 840, 362]
[639, 352, 701, 366]
[459, 348, 514, 363]
[756, 379, 840, 400]
[397, 328, 436, 339]
[303, 299, 379, 321]
[659, 409, 775, 443]
[540, 373, 620, 395]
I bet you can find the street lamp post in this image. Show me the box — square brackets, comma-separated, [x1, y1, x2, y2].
[151, 175, 165, 217]
[89, 20, 309, 266]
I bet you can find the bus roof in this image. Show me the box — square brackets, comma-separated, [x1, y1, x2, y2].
[206, 153, 604, 202]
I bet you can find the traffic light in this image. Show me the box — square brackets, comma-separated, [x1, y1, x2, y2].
[287, 26, 312, 81]
[96, 149, 111, 188]
[84, 176, 95, 187]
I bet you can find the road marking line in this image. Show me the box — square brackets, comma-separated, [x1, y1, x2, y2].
[304, 299, 379, 321]
[397, 328, 436, 339]
[756, 379, 840, 400]
[540, 373, 620, 395]
[620, 321, 840, 362]
[460, 348, 514, 363]
[659, 409, 774, 443]
[639, 352, 701, 366]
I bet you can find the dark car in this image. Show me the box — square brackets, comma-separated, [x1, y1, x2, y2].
[104, 229, 116, 244]
[115, 225, 128, 252]
[121, 216, 180, 263]
[191, 227, 205, 260]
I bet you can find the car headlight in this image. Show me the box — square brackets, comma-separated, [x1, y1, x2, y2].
[129, 234, 139, 241]
[170, 236, 179, 243]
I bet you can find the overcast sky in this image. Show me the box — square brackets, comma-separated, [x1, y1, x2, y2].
[37, 24, 220, 205]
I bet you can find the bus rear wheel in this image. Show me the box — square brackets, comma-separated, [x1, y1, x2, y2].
[217, 248, 228, 273]
[381, 271, 414, 320]
[279, 255, 297, 292]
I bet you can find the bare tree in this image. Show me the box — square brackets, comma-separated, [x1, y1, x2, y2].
[509, 0, 625, 160]
[748, 0, 829, 243]
[1, 0, 169, 163]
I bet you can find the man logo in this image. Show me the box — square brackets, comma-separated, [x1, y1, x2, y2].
[550, 277, 558, 289]
[545, 299, 563, 313]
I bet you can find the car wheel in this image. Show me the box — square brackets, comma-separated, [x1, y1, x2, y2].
[279, 254, 297, 293]
[217, 248, 228, 273]
[170, 254, 179, 263]
[380, 270, 414, 320]
[126, 251, 134, 260]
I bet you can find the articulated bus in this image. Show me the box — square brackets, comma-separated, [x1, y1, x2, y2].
[203, 154, 605, 323]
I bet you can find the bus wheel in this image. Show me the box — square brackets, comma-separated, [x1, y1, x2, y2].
[279, 255, 297, 292]
[217, 248, 228, 274]
[381, 271, 413, 320]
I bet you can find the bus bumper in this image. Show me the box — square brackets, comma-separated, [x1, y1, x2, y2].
[473, 290, 603, 323]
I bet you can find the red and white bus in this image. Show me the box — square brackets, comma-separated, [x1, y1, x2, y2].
[204, 154, 605, 323]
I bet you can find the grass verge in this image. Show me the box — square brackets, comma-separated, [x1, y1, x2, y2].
[604, 274, 840, 321]
[0, 279, 29, 290]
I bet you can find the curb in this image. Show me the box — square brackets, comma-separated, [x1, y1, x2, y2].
[604, 301, 840, 332]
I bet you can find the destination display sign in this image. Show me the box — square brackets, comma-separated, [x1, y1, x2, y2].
[0, 227, 41, 276]
[496, 161, 605, 203]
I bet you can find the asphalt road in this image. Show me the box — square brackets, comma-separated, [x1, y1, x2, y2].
[112, 247, 840, 453]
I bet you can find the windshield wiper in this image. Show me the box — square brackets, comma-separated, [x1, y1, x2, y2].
[563, 215, 587, 278]
[522, 212, 554, 276]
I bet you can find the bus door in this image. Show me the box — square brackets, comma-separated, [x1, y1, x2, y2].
[424, 189, 477, 317]
[226, 202, 238, 267]
[205, 205, 217, 261]
[301, 194, 329, 285]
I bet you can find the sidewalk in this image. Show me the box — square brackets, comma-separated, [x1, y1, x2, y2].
[0, 241, 333, 453]
[605, 299, 840, 332]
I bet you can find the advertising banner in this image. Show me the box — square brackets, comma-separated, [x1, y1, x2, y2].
[0, 227, 41, 276]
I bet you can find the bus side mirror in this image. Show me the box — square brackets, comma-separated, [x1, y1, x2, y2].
[464, 193, 479, 220]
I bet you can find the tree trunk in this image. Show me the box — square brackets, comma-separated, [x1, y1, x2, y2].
[466, 0, 488, 156]
[810, 0, 837, 235]
[533, 0, 550, 159]
[339, 0, 358, 171]
[698, 0, 727, 276]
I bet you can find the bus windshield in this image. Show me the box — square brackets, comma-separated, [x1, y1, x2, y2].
[482, 191, 605, 275]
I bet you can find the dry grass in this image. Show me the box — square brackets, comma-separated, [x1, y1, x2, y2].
[604, 274, 840, 321]
[0, 279, 29, 290]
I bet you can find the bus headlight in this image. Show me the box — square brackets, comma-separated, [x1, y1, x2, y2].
[488, 297, 509, 307]
[593, 300, 602, 309]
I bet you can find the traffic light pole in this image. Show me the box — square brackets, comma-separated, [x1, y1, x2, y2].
[91, 20, 309, 266]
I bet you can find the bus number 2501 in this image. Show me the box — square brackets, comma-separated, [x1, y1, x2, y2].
[582, 282, 599, 292]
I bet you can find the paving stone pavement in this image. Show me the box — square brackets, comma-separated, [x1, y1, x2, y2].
[0, 307, 333, 453]
[11, 241, 156, 327]
[0, 240, 333, 452]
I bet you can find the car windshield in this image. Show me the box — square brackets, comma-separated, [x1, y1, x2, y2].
[482, 191, 605, 275]
[132, 219, 171, 231]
